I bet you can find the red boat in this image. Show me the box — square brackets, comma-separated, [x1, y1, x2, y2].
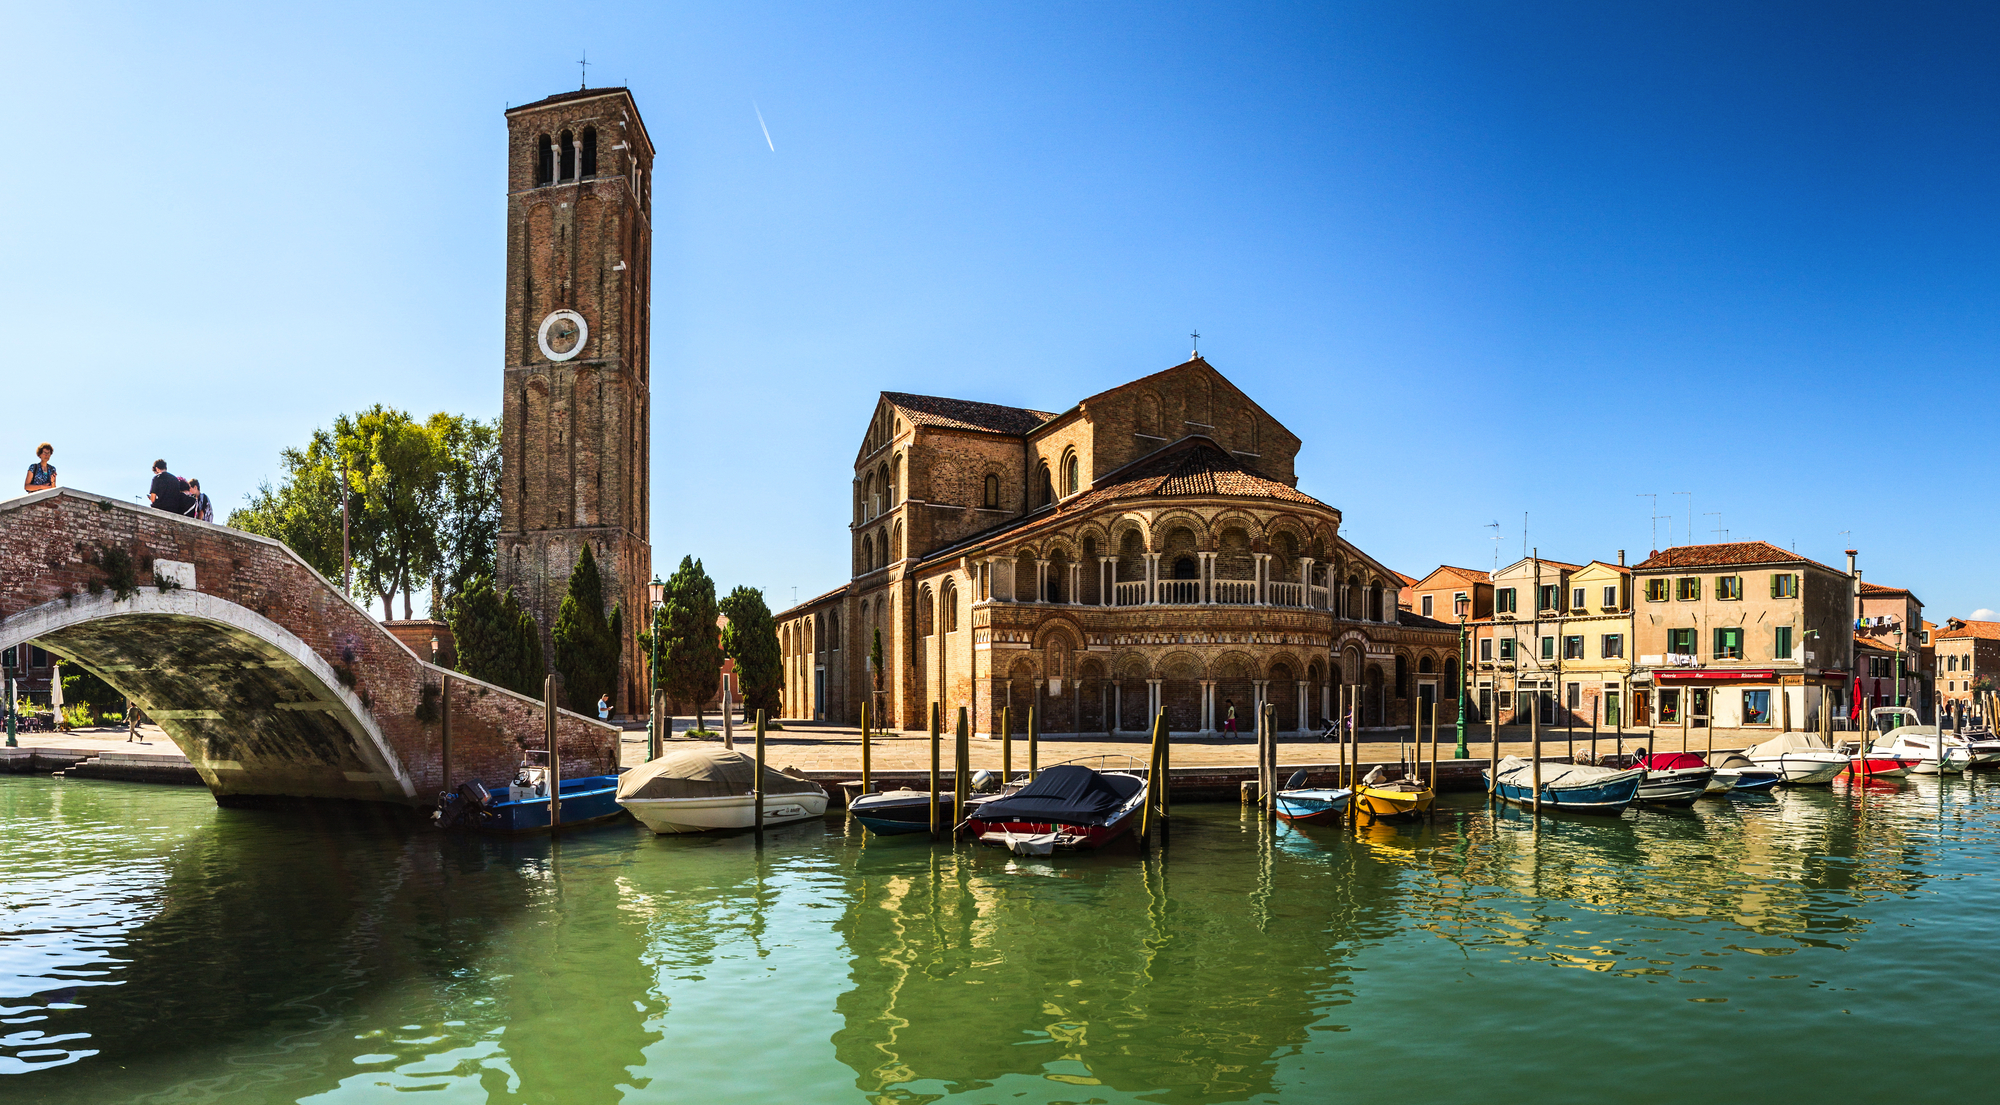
[1847, 753, 1917, 779]
[959, 764, 1148, 854]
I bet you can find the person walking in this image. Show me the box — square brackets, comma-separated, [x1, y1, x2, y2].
[147, 460, 190, 514]
[185, 478, 214, 523]
[1224, 698, 1238, 737]
[597, 693, 612, 722]
[23, 444, 56, 494]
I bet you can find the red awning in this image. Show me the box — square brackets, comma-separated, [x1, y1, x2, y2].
[1655, 669, 1776, 682]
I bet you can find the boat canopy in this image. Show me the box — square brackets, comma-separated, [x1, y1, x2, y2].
[970, 765, 1142, 825]
[1741, 731, 1836, 758]
[615, 747, 822, 801]
[1491, 756, 1638, 788]
[1637, 751, 1709, 770]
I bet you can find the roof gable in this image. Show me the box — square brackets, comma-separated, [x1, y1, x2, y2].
[882, 391, 1055, 436]
[1072, 356, 1301, 451]
[1411, 565, 1489, 591]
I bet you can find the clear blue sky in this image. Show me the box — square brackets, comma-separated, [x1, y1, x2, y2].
[8, 2, 1998, 619]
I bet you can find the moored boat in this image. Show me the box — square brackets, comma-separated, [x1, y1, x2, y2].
[616, 746, 829, 834]
[850, 790, 961, 836]
[1710, 751, 1782, 792]
[1486, 756, 1645, 815]
[1274, 777, 1355, 825]
[1631, 749, 1717, 806]
[435, 769, 628, 833]
[1741, 731, 1849, 785]
[959, 764, 1147, 852]
[1867, 708, 1974, 775]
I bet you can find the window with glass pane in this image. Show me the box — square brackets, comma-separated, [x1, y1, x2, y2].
[1718, 576, 1742, 600]
[1497, 588, 1517, 613]
[1573, 588, 1586, 609]
[1772, 573, 1798, 598]
[1564, 635, 1584, 659]
[1601, 633, 1623, 658]
[1646, 579, 1668, 601]
[1603, 585, 1618, 608]
[1677, 577, 1700, 600]
[1421, 594, 1433, 617]
[1481, 638, 1493, 661]
[1659, 688, 1681, 723]
[1499, 638, 1515, 660]
[1538, 585, 1558, 610]
[1774, 626, 1793, 660]
[1567, 682, 1581, 709]
[1713, 627, 1744, 659]
[1743, 689, 1771, 724]
[1668, 628, 1696, 656]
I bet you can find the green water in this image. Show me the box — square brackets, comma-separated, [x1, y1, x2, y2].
[3, 775, 1995, 1104]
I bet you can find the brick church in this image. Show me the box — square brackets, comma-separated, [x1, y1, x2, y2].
[776, 357, 1458, 735]
[495, 87, 655, 713]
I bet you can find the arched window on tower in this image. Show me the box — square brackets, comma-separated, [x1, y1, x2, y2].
[983, 473, 999, 509]
[559, 130, 576, 181]
[941, 581, 959, 633]
[535, 134, 554, 186]
[581, 127, 598, 178]
[1062, 451, 1079, 497]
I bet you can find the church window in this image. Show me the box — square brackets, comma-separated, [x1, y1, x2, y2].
[535, 134, 554, 186]
[830, 612, 840, 648]
[1037, 463, 1054, 508]
[559, 130, 576, 180]
[983, 473, 999, 508]
[1062, 451, 1079, 497]
[581, 127, 598, 178]
[942, 582, 959, 632]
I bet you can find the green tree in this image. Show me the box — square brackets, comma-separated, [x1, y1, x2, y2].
[428, 412, 501, 608]
[719, 586, 781, 723]
[649, 555, 721, 730]
[230, 427, 348, 587]
[446, 573, 545, 697]
[62, 665, 125, 717]
[553, 544, 622, 715]
[339, 406, 447, 621]
[870, 627, 885, 694]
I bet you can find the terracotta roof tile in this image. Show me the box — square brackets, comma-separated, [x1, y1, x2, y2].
[1854, 634, 1896, 653]
[883, 392, 1055, 436]
[1632, 541, 1842, 574]
[1936, 620, 2000, 641]
[1859, 582, 1914, 596]
[1064, 440, 1321, 509]
[1418, 565, 1491, 587]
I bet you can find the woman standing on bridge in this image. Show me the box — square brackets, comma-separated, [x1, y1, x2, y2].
[23, 443, 55, 493]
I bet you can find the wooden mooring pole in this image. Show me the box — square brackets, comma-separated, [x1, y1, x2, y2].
[860, 700, 872, 795]
[543, 674, 562, 829]
[1028, 705, 1039, 780]
[954, 706, 971, 822]
[929, 702, 941, 839]
[1530, 688, 1541, 816]
[754, 709, 767, 833]
[1264, 702, 1278, 822]
[1002, 705, 1012, 782]
[440, 673, 452, 795]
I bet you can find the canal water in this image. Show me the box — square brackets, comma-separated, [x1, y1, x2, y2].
[4, 774, 1995, 1104]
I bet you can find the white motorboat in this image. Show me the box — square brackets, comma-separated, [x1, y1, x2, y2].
[616, 746, 829, 833]
[1740, 731, 1848, 785]
[1868, 707, 1974, 775]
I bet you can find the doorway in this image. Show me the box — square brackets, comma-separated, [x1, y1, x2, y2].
[1690, 687, 1710, 728]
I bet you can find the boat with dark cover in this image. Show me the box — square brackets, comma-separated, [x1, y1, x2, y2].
[959, 764, 1147, 852]
[1486, 756, 1645, 815]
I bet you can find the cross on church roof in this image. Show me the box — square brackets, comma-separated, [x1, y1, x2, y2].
[578, 50, 591, 90]
[1190, 329, 1200, 356]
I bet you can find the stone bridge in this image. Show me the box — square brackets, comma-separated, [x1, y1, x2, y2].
[0, 488, 620, 808]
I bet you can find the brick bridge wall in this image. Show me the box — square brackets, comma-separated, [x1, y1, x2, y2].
[0, 488, 619, 807]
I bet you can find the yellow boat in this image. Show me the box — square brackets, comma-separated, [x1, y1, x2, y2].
[1354, 780, 1434, 820]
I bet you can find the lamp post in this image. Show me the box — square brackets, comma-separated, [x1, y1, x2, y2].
[1454, 614, 1469, 758]
[716, 612, 734, 748]
[647, 576, 665, 749]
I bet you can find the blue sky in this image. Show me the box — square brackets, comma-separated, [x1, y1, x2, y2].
[7, 2, 1998, 619]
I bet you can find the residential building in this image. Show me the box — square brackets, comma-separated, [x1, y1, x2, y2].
[1405, 565, 1493, 624]
[1472, 553, 1584, 726]
[1855, 582, 1928, 712]
[1556, 558, 1635, 729]
[1630, 542, 1855, 733]
[1933, 618, 2000, 718]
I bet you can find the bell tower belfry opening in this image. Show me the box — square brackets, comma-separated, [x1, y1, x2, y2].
[497, 87, 655, 713]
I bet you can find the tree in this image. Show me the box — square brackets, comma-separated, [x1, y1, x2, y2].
[230, 427, 348, 587]
[553, 544, 622, 715]
[650, 555, 721, 730]
[338, 406, 447, 621]
[719, 586, 781, 723]
[446, 574, 545, 697]
[428, 412, 501, 609]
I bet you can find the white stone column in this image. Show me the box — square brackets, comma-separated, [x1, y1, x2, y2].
[1148, 678, 1163, 725]
[1099, 557, 1116, 606]
[1200, 551, 1217, 604]
[1301, 557, 1315, 607]
[1035, 558, 1049, 603]
[1113, 681, 1123, 733]
[1253, 678, 1269, 721]
[1145, 553, 1162, 604]
[1254, 553, 1272, 605]
[1202, 680, 1217, 733]
[1068, 561, 1081, 605]
[1297, 680, 1309, 733]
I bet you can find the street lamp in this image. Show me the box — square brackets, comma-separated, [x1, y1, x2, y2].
[715, 612, 734, 746]
[1454, 614, 1469, 759]
[647, 576, 665, 753]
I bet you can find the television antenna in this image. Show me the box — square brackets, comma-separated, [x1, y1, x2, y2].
[1705, 512, 1726, 542]
[1672, 492, 1692, 545]
[1485, 521, 1502, 572]
[1635, 493, 1658, 551]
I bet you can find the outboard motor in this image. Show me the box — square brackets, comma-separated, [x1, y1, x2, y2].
[434, 780, 496, 830]
[971, 769, 1001, 793]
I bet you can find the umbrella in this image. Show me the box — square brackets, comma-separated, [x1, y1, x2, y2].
[49, 662, 63, 712]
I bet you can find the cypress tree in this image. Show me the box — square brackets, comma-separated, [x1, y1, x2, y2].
[552, 544, 621, 714]
[656, 555, 722, 731]
[447, 574, 544, 697]
[719, 586, 782, 724]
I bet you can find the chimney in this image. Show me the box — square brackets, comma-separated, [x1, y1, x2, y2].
[1617, 549, 1626, 566]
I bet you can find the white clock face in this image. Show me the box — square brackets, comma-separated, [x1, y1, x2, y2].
[538, 310, 588, 361]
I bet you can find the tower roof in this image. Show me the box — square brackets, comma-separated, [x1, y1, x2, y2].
[505, 87, 654, 158]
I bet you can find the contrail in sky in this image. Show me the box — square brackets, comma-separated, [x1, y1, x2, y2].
[754, 101, 775, 151]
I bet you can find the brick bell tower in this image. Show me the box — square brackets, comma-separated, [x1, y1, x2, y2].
[497, 87, 654, 713]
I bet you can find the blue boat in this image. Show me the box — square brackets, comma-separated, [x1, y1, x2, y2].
[1485, 756, 1644, 815]
[434, 773, 629, 833]
[1274, 788, 1353, 825]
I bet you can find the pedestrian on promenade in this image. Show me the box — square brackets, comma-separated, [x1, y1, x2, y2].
[597, 693, 612, 722]
[23, 443, 56, 493]
[185, 478, 214, 523]
[147, 460, 190, 513]
[1224, 699, 1237, 736]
